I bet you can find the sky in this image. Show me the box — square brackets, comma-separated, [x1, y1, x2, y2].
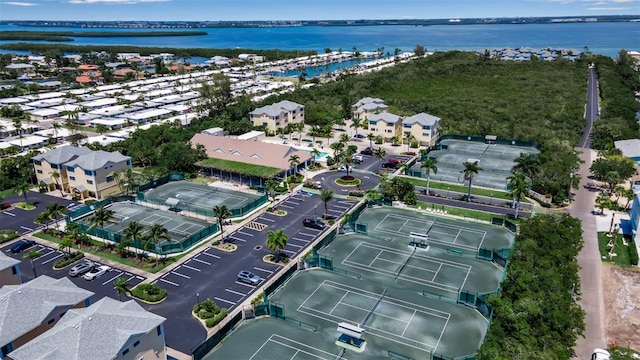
[0, 0, 639, 22]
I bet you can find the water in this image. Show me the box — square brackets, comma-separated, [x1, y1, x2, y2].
[1, 22, 639, 57]
[269, 58, 378, 78]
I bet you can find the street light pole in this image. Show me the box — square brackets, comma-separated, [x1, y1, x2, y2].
[447, 187, 450, 198]
[490, 193, 493, 205]
[568, 171, 575, 203]
[196, 292, 200, 306]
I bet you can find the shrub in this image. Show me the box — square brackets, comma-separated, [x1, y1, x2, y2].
[375, 136, 383, 144]
[205, 308, 227, 328]
[410, 141, 419, 148]
[0, 230, 20, 244]
[53, 252, 84, 268]
[131, 283, 167, 303]
[348, 191, 365, 197]
[326, 156, 335, 166]
[84, 199, 97, 205]
[629, 242, 639, 266]
[347, 145, 357, 153]
[212, 240, 221, 246]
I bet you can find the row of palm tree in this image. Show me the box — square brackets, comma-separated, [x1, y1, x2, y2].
[34, 202, 68, 232]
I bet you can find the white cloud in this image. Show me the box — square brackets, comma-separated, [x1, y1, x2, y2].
[67, 0, 169, 4]
[2, 1, 38, 5]
[587, 6, 633, 9]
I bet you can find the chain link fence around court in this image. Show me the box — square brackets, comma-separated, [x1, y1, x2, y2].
[136, 174, 268, 219]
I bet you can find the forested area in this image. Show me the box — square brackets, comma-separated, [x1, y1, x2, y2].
[0, 30, 208, 41]
[590, 51, 640, 151]
[479, 214, 585, 359]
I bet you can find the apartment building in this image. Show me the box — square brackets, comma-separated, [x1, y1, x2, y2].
[367, 112, 402, 141]
[249, 100, 304, 133]
[352, 97, 388, 121]
[0, 252, 21, 286]
[402, 112, 441, 147]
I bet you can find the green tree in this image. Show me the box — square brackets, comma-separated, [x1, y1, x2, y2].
[329, 141, 344, 160]
[35, 211, 51, 232]
[339, 132, 350, 145]
[123, 220, 145, 252]
[95, 123, 109, 135]
[266, 229, 288, 262]
[595, 192, 610, 216]
[366, 132, 375, 149]
[14, 181, 31, 204]
[50, 170, 64, 197]
[88, 205, 115, 248]
[265, 179, 280, 201]
[373, 147, 386, 163]
[196, 72, 232, 117]
[144, 223, 172, 266]
[420, 157, 438, 194]
[507, 172, 531, 219]
[213, 204, 232, 243]
[404, 132, 416, 152]
[288, 154, 301, 176]
[23, 248, 42, 278]
[46, 202, 67, 232]
[350, 117, 363, 138]
[59, 235, 75, 256]
[462, 161, 483, 202]
[414, 44, 426, 57]
[320, 189, 334, 215]
[114, 277, 131, 301]
[511, 153, 540, 180]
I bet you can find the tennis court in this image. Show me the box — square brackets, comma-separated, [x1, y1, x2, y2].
[357, 206, 513, 251]
[409, 138, 540, 190]
[206, 270, 488, 360]
[142, 180, 262, 215]
[76, 202, 212, 246]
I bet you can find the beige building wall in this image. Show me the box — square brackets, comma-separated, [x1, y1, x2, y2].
[119, 327, 166, 360]
[406, 122, 440, 147]
[67, 160, 130, 199]
[33, 160, 69, 192]
[368, 119, 401, 140]
[0, 266, 20, 286]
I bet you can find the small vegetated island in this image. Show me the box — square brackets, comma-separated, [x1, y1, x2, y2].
[0, 30, 208, 42]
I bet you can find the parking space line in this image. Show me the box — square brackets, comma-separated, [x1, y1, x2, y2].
[102, 273, 122, 286]
[201, 252, 220, 259]
[125, 275, 136, 282]
[259, 217, 275, 223]
[135, 276, 144, 280]
[291, 237, 310, 243]
[253, 267, 274, 275]
[235, 281, 256, 289]
[40, 249, 54, 258]
[299, 232, 319, 237]
[237, 231, 254, 237]
[229, 236, 246, 243]
[280, 249, 296, 255]
[287, 243, 303, 249]
[3, 211, 15, 217]
[225, 288, 246, 296]
[328, 209, 343, 214]
[182, 264, 201, 272]
[192, 257, 211, 266]
[171, 271, 190, 279]
[284, 200, 299, 205]
[280, 204, 293, 209]
[215, 297, 236, 306]
[41, 253, 64, 264]
[160, 278, 180, 287]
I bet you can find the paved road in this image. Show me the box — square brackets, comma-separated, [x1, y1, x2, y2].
[572, 65, 604, 358]
[1, 192, 73, 234]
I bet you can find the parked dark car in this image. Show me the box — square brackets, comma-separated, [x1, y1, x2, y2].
[381, 162, 397, 169]
[303, 218, 326, 230]
[10, 240, 36, 254]
[0, 202, 11, 210]
[360, 148, 373, 156]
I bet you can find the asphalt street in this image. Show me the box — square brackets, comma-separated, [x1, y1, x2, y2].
[142, 191, 358, 354]
[1, 192, 73, 234]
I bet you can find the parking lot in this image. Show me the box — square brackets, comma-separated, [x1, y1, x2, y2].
[143, 190, 358, 354]
[0, 192, 73, 234]
[1, 241, 146, 301]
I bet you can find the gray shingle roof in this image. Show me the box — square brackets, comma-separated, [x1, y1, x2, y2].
[64, 150, 130, 171]
[403, 113, 441, 126]
[353, 97, 385, 108]
[369, 112, 401, 124]
[31, 146, 93, 165]
[250, 100, 303, 118]
[8, 297, 165, 360]
[0, 276, 94, 348]
[0, 251, 20, 272]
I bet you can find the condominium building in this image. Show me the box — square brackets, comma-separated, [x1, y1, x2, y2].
[249, 100, 304, 132]
[367, 112, 402, 141]
[352, 97, 388, 121]
[402, 113, 441, 147]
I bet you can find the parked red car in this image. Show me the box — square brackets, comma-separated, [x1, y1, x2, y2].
[388, 158, 401, 164]
[0, 202, 10, 210]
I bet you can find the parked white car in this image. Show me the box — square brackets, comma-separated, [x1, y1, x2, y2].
[82, 265, 111, 281]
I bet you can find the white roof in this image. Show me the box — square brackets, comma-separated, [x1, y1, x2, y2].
[237, 130, 265, 140]
[138, 123, 162, 130]
[33, 128, 74, 139]
[89, 118, 127, 126]
[128, 108, 172, 120]
[81, 135, 123, 146]
[81, 98, 118, 108]
[22, 92, 66, 101]
[614, 139, 640, 159]
[9, 135, 48, 147]
[88, 105, 133, 117]
[0, 97, 29, 105]
[0, 142, 18, 150]
[30, 108, 60, 117]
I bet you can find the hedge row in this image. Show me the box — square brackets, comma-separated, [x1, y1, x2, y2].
[131, 283, 167, 303]
[0, 230, 20, 244]
[205, 308, 227, 328]
[54, 252, 84, 268]
[629, 242, 639, 266]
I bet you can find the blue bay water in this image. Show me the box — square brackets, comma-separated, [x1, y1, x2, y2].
[1, 22, 639, 57]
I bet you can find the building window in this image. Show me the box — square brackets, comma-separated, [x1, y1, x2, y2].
[87, 180, 93, 185]
[66, 166, 74, 173]
[60, 311, 66, 318]
[123, 348, 130, 356]
[422, 125, 431, 130]
[50, 163, 59, 169]
[134, 340, 140, 347]
[70, 176, 76, 181]
[47, 318, 55, 324]
[106, 176, 114, 183]
[84, 170, 95, 176]
[369, 121, 376, 125]
[37, 170, 43, 174]
[422, 133, 430, 137]
[1, 343, 14, 357]
[33, 160, 41, 166]
[12, 265, 17, 275]
[84, 299, 91, 307]
[403, 123, 411, 128]
[156, 325, 162, 336]
[126, 160, 131, 166]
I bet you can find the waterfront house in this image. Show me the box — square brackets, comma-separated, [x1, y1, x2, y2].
[249, 100, 304, 133]
[6, 297, 167, 360]
[402, 113, 441, 147]
[0, 276, 94, 359]
[367, 112, 402, 141]
[0, 252, 21, 286]
[352, 97, 388, 121]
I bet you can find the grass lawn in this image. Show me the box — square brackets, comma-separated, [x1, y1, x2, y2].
[597, 232, 633, 267]
[610, 346, 640, 360]
[0, 188, 15, 200]
[198, 158, 282, 178]
[33, 231, 186, 274]
[400, 176, 529, 203]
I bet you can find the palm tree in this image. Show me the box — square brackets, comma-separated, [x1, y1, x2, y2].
[50, 170, 64, 196]
[14, 181, 31, 204]
[367, 132, 376, 149]
[373, 147, 386, 163]
[51, 121, 62, 142]
[288, 154, 300, 176]
[390, 135, 400, 147]
[88, 205, 115, 248]
[404, 133, 416, 152]
[511, 153, 540, 180]
[507, 172, 530, 219]
[213, 204, 231, 243]
[595, 192, 610, 216]
[420, 157, 438, 194]
[310, 148, 321, 161]
[320, 189, 334, 215]
[350, 117, 363, 138]
[265, 179, 280, 201]
[35, 211, 51, 232]
[113, 277, 131, 301]
[339, 153, 354, 176]
[329, 141, 344, 161]
[46, 202, 67, 232]
[123, 220, 145, 251]
[23, 249, 42, 278]
[144, 224, 172, 266]
[266, 229, 288, 262]
[339, 133, 350, 145]
[462, 161, 483, 202]
[59, 235, 75, 256]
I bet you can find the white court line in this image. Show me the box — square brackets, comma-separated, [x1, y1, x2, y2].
[451, 229, 462, 244]
[225, 288, 246, 296]
[253, 267, 273, 275]
[214, 297, 236, 306]
[478, 231, 487, 249]
[192, 257, 211, 265]
[182, 264, 201, 272]
[401, 310, 417, 337]
[237, 231, 254, 237]
[171, 271, 190, 279]
[200, 251, 220, 259]
[431, 264, 443, 282]
[41, 253, 64, 264]
[433, 315, 451, 353]
[160, 278, 179, 287]
[235, 281, 256, 289]
[330, 291, 350, 315]
[369, 250, 383, 267]
[102, 272, 123, 286]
